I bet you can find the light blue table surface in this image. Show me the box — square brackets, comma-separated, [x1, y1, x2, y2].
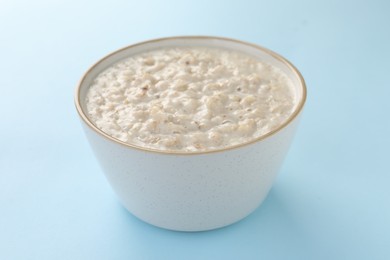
[1, 0, 389, 259]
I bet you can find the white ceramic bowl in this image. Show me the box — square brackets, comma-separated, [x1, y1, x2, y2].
[75, 36, 306, 231]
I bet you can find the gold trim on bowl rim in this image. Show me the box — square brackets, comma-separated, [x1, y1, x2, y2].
[74, 36, 307, 155]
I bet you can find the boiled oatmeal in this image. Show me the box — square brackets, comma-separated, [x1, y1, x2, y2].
[86, 47, 296, 151]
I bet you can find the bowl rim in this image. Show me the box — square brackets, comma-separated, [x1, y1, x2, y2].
[74, 36, 307, 156]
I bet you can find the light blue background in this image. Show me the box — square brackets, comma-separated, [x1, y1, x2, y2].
[1, 0, 389, 259]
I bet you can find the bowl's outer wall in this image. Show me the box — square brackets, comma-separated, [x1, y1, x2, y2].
[81, 114, 301, 231]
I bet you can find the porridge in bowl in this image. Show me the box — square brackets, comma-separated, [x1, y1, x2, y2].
[86, 47, 296, 152]
[76, 37, 306, 231]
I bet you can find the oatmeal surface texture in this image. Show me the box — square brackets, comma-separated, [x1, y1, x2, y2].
[86, 47, 295, 152]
